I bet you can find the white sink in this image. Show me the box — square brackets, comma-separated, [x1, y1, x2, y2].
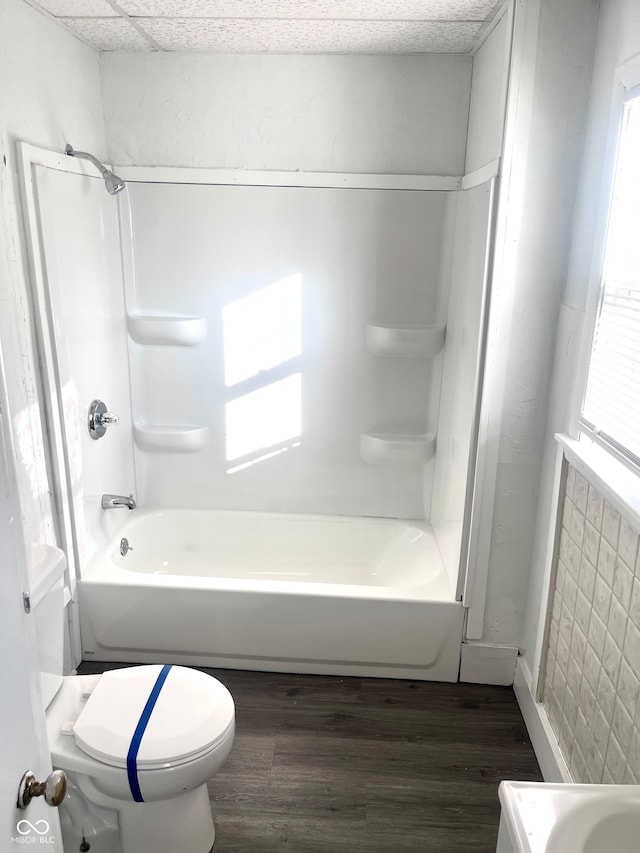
[498, 781, 640, 853]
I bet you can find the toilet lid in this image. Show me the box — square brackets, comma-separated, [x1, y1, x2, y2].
[73, 665, 235, 769]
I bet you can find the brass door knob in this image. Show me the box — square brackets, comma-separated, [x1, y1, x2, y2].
[17, 770, 67, 808]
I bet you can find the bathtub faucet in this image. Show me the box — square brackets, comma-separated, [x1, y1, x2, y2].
[101, 493, 136, 510]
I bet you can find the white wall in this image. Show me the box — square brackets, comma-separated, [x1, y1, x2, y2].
[522, 0, 640, 668]
[0, 0, 105, 547]
[465, 8, 512, 174]
[101, 53, 472, 175]
[471, 0, 599, 646]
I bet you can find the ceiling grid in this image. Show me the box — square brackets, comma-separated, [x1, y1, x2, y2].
[28, 0, 501, 52]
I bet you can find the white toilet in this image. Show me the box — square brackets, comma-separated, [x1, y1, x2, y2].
[31, 544, 235, 853]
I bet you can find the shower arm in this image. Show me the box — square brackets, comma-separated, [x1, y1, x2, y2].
[64, 144, 125, 196]
[64, 144, 109, 176]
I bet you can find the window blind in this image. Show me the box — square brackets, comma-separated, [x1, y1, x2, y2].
[581, 94, 640, 468]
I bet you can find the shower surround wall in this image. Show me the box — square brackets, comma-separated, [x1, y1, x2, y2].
[542, 460, 640, 783]
[31, 165, 136, 570]
[429, 180, 494, 589]
[124, 180, 448, 519]
[102, 51, 475, 522]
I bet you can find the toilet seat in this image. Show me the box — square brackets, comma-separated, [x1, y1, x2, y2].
[72, 665, 235, 770]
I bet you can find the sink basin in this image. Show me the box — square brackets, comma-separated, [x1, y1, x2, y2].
[499, 781, 640, 853]
[547, 797, 640, 852]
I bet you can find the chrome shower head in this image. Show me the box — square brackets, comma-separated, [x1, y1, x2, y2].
[64, 144, 126, 196]
[103, 170, 126, 196]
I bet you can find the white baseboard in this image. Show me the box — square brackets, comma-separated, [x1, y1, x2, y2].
[513, 656, 571, 782]
[459, 642, 518, 685]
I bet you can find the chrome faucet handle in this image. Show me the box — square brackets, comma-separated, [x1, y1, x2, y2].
[97, 412, 119, 425]
[88, 399, 119, 440]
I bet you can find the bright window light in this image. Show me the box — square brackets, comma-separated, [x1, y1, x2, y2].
[225, 374, 301, 462]
[581, 94, 640, 467]
[223, 274, 301, 387]
[222, 274, 303, 469]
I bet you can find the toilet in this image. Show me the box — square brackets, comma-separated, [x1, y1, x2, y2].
[30, 544, 235, 853]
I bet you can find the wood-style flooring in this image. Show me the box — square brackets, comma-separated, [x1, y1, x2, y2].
[78, 663, 542, 852]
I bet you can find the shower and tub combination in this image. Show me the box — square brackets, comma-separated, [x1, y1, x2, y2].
[19, 140, 497, 683]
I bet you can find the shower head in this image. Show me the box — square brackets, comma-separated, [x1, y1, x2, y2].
[103, 170, 126, 196]
[64, 144, 126, 196]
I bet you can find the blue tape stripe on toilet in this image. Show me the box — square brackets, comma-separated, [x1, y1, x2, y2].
[126, 664, 173, 802]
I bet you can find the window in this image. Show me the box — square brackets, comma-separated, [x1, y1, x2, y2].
[581, 92, 640, 469]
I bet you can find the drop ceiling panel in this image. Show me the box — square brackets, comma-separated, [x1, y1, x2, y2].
[34, 0, 118, 14]
[139, 18, 481, 52]
[61, 17, 154, 49]
[117, 0, 498, 21]
[28, 0, 500, 51]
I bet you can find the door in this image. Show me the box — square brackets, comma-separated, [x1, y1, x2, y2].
[0, 342, 63, 849]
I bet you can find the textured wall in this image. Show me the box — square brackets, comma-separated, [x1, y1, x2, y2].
[543, 462, 640, 783]
[521, 1, 640, 669]
[101, 53, 471, 174]
[477, 0, 598, 645]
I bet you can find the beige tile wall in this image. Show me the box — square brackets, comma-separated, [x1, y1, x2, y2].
[543, 462, 640, 783]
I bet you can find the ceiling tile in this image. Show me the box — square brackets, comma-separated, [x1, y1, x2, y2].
[140, 18, 481, 52]
[33, 0, 118, 15]
[60, 17, 155, 49]
[118, 0, 497, 21]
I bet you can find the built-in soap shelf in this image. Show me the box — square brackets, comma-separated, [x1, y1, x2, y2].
[360, 431, 436, 466]
[365, 324, 445, 358]
[127, 314, 206, 347]
[133, 423, 210, 453]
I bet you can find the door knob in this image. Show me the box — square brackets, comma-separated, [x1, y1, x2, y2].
[17, 770, 67, 808]
[88, 399, 120, 440]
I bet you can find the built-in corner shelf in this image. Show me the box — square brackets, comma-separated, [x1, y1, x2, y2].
[360, 431, 436, 466]
[133, 423, 210, 453]
[127, 314, 207, 347]
[365, 324, 445, 358]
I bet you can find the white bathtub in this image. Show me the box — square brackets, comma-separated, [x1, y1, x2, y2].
[79, 509, 463, 681]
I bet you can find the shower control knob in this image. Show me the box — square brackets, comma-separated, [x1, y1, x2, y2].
[17, 769, 67, 808]
[99, 412, 119, 425]
[88, 399, 119, 440]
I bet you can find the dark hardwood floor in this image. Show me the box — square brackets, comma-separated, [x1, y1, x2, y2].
[78, 663, 542, 852]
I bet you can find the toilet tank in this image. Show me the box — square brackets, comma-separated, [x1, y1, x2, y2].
[28, 544, 67, 709]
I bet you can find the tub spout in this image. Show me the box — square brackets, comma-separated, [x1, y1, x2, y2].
[101, 494, 136, 510]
